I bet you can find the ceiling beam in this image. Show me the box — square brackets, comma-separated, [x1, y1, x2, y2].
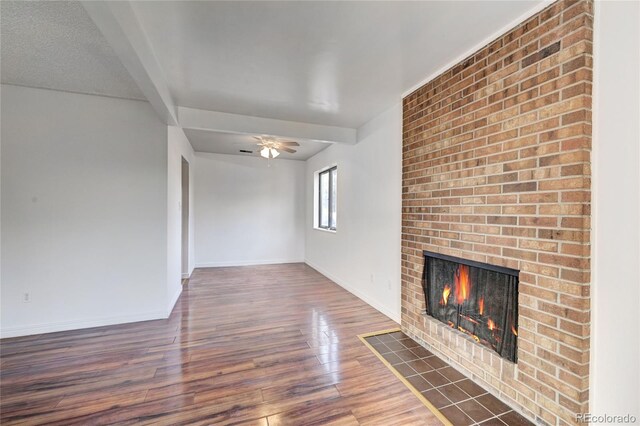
[81, 1, 177, 126]
[178, 107, 357, 145]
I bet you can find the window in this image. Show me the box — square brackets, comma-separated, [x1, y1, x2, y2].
[317, 166, 337, 231]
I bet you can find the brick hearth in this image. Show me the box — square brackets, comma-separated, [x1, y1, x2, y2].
[401, 1, 593, 424]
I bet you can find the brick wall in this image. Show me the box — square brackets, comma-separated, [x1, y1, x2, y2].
[401, 1, 592, 424]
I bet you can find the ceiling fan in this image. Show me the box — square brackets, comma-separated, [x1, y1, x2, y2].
[253, 136, 300, 159]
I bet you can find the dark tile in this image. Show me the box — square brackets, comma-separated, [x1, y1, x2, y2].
[399, 338, 421, 349]
[422, 388, 453, 410]
[424, 355, 447, 370]
[438, 366, 466, 382]
[376, 333, 396, 344]
[393, 362, 418, 377]
[422, 370, 450, 388]
[406, 374, 433, 392]
[477, 418, 507, 426]
[381, 351, 404, 365]
[396, 348, 420, 362]
[388, 331, 409, 340]
[477, 393, 512, 416]
[439, 383, 472, 404]
[456, 379, 488, 398]
[457, 399, 493, 423]
[409, 345, 433, 359]
[440, 405, 474, 426]
[499, 411, 534, 426]
[406, 358, 434, 374]
[364, 335, 379, 344]
[384, 340, 408, 352]
[370, 341, 392, 354]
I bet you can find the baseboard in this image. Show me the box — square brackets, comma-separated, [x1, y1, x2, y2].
[183, 265, 195, 279]
[305, 260, 401, 324]
[167, 285, 183, 316]
[0, 310, 168, 339]
[195, 258, 305, 268]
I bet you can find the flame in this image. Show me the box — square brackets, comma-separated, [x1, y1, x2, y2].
[457, 326, 480, 342]
[511, 325, 518, 336]
[478, 298, 485, 315]
[441, 285, 452, 306]
[454, 265, 471, 304]
[488, 318, 496, 331]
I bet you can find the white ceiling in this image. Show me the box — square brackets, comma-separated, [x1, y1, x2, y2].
[131, 0, 543, 128]
[184, 129, 329, 161]
[0, 1, 146, 101]
[1, 0, 545, 159]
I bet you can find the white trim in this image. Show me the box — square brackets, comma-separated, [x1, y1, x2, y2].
[589, 0, 640, 415]
[0, 311, 167, 339]
[0, 82, 147, 103]
[195, 259, 305, 268]
[305, 260, 401, 324]
[178, 106, 356, 145]
[166, 286, 183, 316]
[313, 227, 337, 234]
[181, 273, 191, 279]
[315, 163, 339, 174]
[401, 0, 554, 98]
[589, 0, 601, 409]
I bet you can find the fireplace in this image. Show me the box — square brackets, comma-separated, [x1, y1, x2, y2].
[422, 251, 519, 363]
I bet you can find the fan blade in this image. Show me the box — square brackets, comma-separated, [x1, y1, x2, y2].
[278, 141, 300, 146]
[279, 147, 297, 154]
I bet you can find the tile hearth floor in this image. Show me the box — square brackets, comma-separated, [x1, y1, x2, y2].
[363, 331, 533, 426]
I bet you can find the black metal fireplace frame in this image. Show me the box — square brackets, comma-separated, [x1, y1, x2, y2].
[422, 250, 520, 363]
[422, 250, 519, 277]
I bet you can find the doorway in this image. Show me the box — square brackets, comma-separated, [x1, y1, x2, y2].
[181, 157, 190, 278]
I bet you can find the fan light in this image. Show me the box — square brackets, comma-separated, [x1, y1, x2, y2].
[255, 136, 298, 161]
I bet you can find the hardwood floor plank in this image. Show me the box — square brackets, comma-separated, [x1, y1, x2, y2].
[266, 403, 356, 426]
[0, 263, 441, 425]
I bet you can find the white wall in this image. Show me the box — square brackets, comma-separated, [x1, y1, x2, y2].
[166, 126, 195, 313]
[194, 153, 305, 267]
[0, 84, 169, 337]
[305, 104, 402, 322]
[591, 1, 640, 422]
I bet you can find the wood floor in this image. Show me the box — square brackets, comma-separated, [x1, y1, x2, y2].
[0, 263, 441, 425]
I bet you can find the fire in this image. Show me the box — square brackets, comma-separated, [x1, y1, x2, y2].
[488, 318, 496, 331]
[454, 265, 471, 304]
[478, 298, 485, 315]
[458, 325, 480, 342]
[441, 285, 452, 306]
[511, 325, 518, 336]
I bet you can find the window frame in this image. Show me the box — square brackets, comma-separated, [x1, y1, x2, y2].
[316, 165, 337, 231]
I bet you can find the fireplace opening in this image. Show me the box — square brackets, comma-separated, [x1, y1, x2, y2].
[422, 251, 519, 362]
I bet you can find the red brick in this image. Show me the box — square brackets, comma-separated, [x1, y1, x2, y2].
[401, 2, 592, 423]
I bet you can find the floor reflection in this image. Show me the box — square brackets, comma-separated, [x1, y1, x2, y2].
[311, 308, 341, 382]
